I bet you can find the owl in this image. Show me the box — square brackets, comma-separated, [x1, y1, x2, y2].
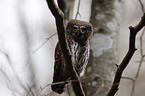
[51, 19, 93, 94]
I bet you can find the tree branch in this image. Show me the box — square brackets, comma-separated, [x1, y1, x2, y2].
[45, 0, 85, 96]
[57, 0, 66, 13]
[107, 13, 145, 96]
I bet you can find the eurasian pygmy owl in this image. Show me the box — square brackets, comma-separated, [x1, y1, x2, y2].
[51, 19, 93, 94]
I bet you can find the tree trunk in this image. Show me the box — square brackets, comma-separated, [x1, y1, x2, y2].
[83, 0, 122, 96]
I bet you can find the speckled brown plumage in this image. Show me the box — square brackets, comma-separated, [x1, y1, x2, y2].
[51, 19, 93, 94]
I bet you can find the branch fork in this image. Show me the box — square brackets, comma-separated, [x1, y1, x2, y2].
[107, 13, 145, 96]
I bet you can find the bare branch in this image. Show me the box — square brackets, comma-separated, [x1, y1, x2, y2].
[122, 2, 145, 96]
[45, 0, 85, 95]
[57, 0, 66, 13]
[107, 13, 145, 96]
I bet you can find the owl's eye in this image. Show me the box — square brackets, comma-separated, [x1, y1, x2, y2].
[73, 27, 77, 31]
[81, 28, 86, 32]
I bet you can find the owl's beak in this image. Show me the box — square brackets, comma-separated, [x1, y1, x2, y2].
[77, 31, 80, 36]
[77, 30, 81, 36]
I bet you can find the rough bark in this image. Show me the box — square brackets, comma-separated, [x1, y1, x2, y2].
[83, 0, 122, 96]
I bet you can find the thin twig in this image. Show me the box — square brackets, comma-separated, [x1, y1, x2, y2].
[41, 92, 53, 96]
[40, 79, 84, 95]
[0, 50, 33, 96]
[0, 69, 17, 96]
[39, 80, 78, 96]
[26, 85, 35, 96]
[33, 33, 56, 54]
[39, 75, 93, 95]
[135, 29, 145, 79]
[6, 54, 29, 93]
[75, 0, 81, 19]
[107, 13, 145, 96]
[121, 77, 134, 82]
[139, 0, 144, 12]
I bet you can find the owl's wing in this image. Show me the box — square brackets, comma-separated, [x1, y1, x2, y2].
[52, 42, 62, 81]
[51, 42, 69, 94]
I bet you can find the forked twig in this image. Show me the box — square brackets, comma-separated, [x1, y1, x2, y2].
[75, 0, 81, 19]
[127, 1, 145, 95]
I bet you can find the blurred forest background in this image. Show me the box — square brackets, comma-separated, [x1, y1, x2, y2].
[0, 0, 145, 96]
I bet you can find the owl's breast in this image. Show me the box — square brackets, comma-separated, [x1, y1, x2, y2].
[70, 42, 79, 64]
[69, 41, 90, 74]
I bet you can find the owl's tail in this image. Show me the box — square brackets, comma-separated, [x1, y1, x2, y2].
[51, 81, 67, 94]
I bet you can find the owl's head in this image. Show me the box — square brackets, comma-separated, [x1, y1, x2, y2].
[66, 19, 93, 42]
